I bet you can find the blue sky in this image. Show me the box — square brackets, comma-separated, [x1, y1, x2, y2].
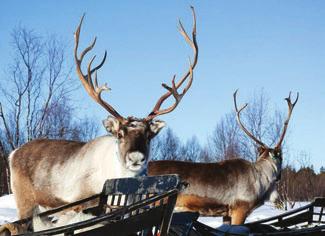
[0, 1, 324, 170]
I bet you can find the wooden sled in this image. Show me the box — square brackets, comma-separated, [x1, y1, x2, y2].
[188, 197, 325, 236]
[246, 197, 325, 236]
[1, 174, 184, 236]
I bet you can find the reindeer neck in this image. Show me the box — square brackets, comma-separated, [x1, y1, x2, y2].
[255, 156, 281, 186]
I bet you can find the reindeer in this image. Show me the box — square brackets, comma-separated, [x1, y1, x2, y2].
[148, 90, 299, 225]
[9, 7, 198, 220]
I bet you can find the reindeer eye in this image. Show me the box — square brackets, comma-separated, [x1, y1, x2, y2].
[273, 151, 281, 158]
[129, 123, 137, 128]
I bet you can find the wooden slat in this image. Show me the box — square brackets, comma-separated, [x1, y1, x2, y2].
[74, 206, 166, 236]
[116, 194, 122, 206]
[314, 198, 325, 207]
[246, 198, 325, 226]
[159, 194, 178, 236]
[101, 174, 181, 195]
[252, 225, 325, 236]
[318, 207, 324, 223]
[272, 211, 312, 227]
[14, 175, 181, 236]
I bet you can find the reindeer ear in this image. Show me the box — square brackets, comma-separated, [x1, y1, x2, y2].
[149, 120, 165, 138]
[257, 146, 266, 155]
[103, 116, 122, 137]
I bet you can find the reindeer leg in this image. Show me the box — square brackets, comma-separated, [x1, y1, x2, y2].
[231, 209, 249, 225]
[11, 173, 36, 219]
[230, 201, 250, 225]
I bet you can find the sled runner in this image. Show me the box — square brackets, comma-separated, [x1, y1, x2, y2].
[245, 197, 325, 236]
[188, 197, 325, 236]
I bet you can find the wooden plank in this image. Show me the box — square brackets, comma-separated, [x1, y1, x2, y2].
[159, 194, 177, 236]
[317, 207, 324, 223]
[101, 174, 181, 195]
[272, 211, 312, 227]
[245, 198, 325, 226]
[15, 175, 181, 235]
[253, 225, 325, 236]
[75, 206, 165, 236]
[314, 198, 325, 207]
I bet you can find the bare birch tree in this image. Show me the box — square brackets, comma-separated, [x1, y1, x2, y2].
[180, 135, 202, 162]
[0, 26, 98, 195]
[209, 90, 285, 161]
[150, 128, 182, 161]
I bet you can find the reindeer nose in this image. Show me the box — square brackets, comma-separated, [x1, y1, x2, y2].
[127, 152, 145, 163]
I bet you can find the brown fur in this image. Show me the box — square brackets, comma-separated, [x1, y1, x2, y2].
[230, 200, 252, 225]
[10, 140, 85, 219]
[148, 149, 280, 224]
[11, 139, 85, 178]
[10, 118, 165, 220]
[148, 159, 256, 198]
[119, 126, 151, 163]
[0, 223, 26, 236]
[161, 91, 297, 224]
[176, 195, 229, 216]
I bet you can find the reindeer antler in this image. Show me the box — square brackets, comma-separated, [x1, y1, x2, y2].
[74, 14, 126, 124]
[145, 6, 198, 121]
[233, 90, 267, 148]
[275, 92, 299, 149]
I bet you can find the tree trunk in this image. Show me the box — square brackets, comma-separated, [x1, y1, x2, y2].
[0, 141, 10, 194]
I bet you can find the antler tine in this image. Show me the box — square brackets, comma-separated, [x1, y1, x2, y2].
[74, 14, 97, 66]
[233, 90, 267, 148]
[146, 6, 198, 121]
[160, 63, 194, 111]
[74, 14, 126, 123]
[275, 92, 299, 149]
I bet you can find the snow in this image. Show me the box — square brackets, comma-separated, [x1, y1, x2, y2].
[198, 201, 309, 228]
[0, 194, 308, 228]
[0, 195, 17, 224]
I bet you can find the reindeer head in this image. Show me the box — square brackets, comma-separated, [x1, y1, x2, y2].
[73, 8, 198, 172]
[102, 116, 165, 171]
[233, 90, 299, 168]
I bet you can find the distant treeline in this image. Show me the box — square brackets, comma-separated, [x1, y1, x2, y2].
[276, 166, 325, 209]
[150, 127, 325, 205]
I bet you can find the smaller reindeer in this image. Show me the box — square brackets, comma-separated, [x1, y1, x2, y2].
[10, 7, 198, 220]
[148, 90, 299, 224]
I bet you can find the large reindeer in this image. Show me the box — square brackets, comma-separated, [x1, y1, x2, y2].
[9, 7, 198, 220]
[148, 90, 298, 224]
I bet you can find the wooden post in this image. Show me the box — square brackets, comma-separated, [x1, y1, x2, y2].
[223, 216, 231, 225]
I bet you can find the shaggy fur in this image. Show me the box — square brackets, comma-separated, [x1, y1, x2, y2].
[10, 117, 165, 219]
[148, 148, 282, 224]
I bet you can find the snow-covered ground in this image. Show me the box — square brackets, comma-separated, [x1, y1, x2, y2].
[0, 195, 17, 224]
[0, 194, 307, 228]
[198, 201, 307, 228]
